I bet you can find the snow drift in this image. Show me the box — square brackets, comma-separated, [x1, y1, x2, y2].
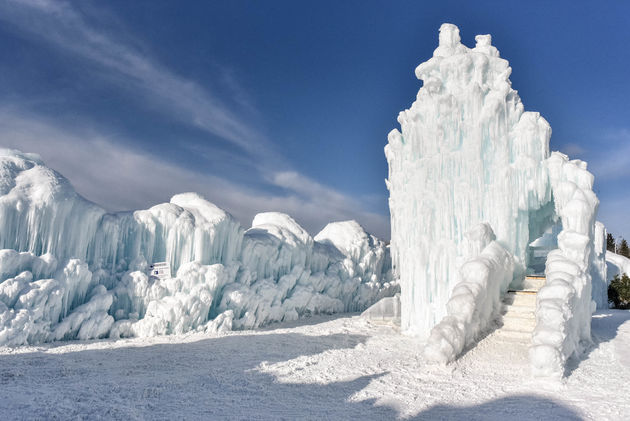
[0, 149, 396, 346]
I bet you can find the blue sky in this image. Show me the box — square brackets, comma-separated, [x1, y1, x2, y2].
[0, 0, 628, 241]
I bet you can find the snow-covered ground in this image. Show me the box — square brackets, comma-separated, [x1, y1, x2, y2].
[1, 310, 628, 420]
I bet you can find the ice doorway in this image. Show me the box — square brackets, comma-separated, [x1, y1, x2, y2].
[526, 222, 562, 276]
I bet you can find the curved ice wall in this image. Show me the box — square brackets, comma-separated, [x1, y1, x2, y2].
[0, 149, 396, 345]
[386, 24, 552, 337]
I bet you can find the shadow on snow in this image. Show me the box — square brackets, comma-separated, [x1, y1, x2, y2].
[414, 395, 582, 420]
[0, 330, 396, 419]
[565, 309, 629, 378]
[0, 316, 592, 420]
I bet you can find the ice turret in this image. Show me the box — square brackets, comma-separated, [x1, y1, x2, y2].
[386, 24, 552, 337]
[389, 24, 605, 378]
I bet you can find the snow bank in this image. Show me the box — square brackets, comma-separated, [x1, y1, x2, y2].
[386, 24, 552, 337]
[0, 149, 396, 345]
[530, 153, 600, 379]
[606, 251, 630, 280]
[425, 224, 514, 363]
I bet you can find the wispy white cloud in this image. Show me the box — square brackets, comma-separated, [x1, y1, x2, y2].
[0, 0, 274, 159]
[0, 109, 390, 238]
[585, 129, 630, 181]
[573, 128, 630, 240]
[0, 1, 390, 237]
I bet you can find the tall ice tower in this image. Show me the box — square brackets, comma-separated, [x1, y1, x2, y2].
[385, 24, 553, 336]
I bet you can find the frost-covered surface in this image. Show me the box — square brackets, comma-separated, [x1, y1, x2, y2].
[530, 153, 600, 379]
[1, 311, 628, 419]
[0, 149, 396, 345]
[385, 24, 552, 337]
[425, 224, 514, 363]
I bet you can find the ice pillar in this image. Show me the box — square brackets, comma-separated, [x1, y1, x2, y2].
[386, 24, 552, 336]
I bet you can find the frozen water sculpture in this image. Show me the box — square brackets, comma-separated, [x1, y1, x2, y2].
[386, 23, 552, 337]
[387, 24, 606, 377]
[0, 149, 396, 345]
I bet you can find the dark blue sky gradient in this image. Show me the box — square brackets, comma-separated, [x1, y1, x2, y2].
[0, 1, 628, 240]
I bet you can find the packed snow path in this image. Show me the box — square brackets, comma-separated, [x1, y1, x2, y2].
[1, 310, 629, 420]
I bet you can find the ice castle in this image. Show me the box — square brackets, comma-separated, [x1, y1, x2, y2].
[386, 24, 606, 378]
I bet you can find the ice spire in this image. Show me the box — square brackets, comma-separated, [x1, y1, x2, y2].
[386, 24, 552, 337]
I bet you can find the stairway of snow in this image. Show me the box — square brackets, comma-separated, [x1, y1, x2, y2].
[496, 276, 545, 340]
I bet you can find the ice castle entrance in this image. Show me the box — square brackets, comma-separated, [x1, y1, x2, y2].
[525, 223, 562, 276]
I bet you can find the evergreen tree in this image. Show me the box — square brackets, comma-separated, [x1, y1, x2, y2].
[609, 273, 630, 309]
[619, 238, 630, 258]
[607, 233, 616, 252]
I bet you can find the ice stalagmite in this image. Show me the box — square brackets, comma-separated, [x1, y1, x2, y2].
[386, 24, 552, 337]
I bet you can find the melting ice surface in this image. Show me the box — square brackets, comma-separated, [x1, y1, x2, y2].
[0, 149, 396, 345]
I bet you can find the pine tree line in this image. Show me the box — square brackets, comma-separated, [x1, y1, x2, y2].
[606, 232, 630, 258]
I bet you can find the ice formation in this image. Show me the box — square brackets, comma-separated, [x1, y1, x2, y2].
[424, 224, 513, 363]
[387, 24, 605, 377]
[530, 153, 601, 379]
[0, 149, 396, 346]
[386, 24, 552, 338]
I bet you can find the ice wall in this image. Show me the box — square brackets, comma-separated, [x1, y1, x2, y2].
[0, 149, 396, 345]
[386, 24, 552, 337]
[0, 149, 243, 275]
[0, 150, 105, 263]
[530, 153, 600, 379]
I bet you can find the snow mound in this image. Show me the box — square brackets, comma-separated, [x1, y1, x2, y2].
[0, 150, 396, 346]
[606, 251, 630, 280]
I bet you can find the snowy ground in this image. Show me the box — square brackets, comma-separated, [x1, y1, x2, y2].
[1, 311, 629, 420]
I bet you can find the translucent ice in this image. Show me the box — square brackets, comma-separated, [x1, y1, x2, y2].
[0, 149, 396, 345]
[386, 24, 552, 338]
[388, 25, 605, 377]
